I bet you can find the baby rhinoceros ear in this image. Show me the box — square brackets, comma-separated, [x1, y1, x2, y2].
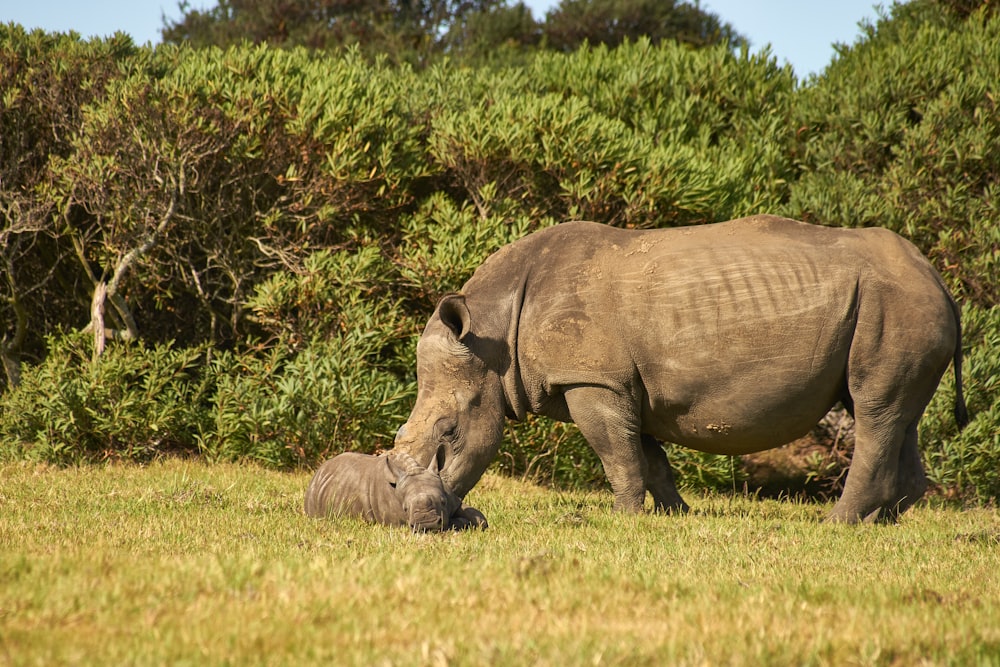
[384, 454, 404, 488]
[385, 451, 423, 487]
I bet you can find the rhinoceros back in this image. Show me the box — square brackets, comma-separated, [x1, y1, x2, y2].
[463, 216, 959, 454]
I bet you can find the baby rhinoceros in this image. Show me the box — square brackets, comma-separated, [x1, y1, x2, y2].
[304, 451, 488, 532]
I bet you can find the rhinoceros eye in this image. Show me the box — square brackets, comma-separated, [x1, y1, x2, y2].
[433, 417, 458, 442]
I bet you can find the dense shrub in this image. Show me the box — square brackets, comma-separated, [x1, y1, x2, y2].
[0, 3, 998, 502]
[198, 244, 416, 466]
[0, 333, 212, 464]
[786, 3, 1000, 307]
[921, 305, 1000, 503]
[201, 334, 413, 467]
[394, 193, 540, 306]
[0, 27, 139, 386]
[2, 32, 798, 368]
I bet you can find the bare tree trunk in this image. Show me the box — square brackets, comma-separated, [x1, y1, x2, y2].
[91, 281, 107, 360]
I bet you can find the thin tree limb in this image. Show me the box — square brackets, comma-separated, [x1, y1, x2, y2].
[90, 163, 185, 354]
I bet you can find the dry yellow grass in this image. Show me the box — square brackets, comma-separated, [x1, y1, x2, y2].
[1, 459, 998, 665]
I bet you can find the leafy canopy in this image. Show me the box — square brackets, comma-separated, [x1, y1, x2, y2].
[161, 0, 743, 65]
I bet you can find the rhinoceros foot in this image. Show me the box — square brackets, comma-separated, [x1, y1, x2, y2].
[448, 505, 488, 531]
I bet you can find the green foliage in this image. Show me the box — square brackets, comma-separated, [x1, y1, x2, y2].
[425, 39, 796, 228]
[785, 1, 1000, 305]
[921, 305, 1000, 503]
[0, 26, 139, 385]
[247, 243, 407, 347]
[212, 244, 417, 466]
[542, 0, 744, 52]
[0, 333, 212, 464]
[1, 4, 999, 505]
[202, 336, 412, 467]
[0, 319, 413, 468]
[395, 193, 539, 303]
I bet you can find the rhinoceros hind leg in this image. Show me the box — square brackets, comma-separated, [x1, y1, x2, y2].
[828, 425, 901, 524]
[885, 419, 928, 520]
[828, 413, 927, 524]
[641, 435, 689, 514]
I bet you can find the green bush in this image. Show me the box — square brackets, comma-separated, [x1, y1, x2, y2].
[0, 318, 414, 468]
[201, 335, 413, 467]
[0, 27, 140, 387]
[247, 243, 408, 348]
[202, 244, 417, 466]
[1, 7, 999, 504]
[785, 3, 1000, 307]
[0, 333, 211, 464]
[394, 192, 540, 305]
[529, 38, 798, 221]
[921, 305, 1000, 503]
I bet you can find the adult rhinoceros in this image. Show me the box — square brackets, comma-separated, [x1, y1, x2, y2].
[393, 216, 968, 523]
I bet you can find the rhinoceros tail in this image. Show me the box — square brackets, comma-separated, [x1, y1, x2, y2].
[951, 299, 970, 430]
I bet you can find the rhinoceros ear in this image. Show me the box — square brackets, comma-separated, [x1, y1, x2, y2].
[384, 454, 404, 486]
[437, 294, 471, 342]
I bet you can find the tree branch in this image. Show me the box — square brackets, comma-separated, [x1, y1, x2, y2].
[91, 163, 185, 355]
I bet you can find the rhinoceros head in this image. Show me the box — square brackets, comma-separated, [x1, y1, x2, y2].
[394, 294, 507, 499]
[388, 452, 455, 532]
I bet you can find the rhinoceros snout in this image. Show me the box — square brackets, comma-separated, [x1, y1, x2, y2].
[408, 513, 446, 533]
[404, 495, 448, 532]
[410, 520, 443, 533]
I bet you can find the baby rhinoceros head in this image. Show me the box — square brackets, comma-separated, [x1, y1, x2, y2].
[388, 452, 455, 532]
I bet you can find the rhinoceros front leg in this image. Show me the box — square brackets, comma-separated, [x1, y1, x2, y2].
[449, 504, 489, 530]
[642, 435, 690, 514]
[563, 385, 648, 513]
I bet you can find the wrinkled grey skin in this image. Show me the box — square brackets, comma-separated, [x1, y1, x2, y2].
[394, 216, 968, 524]
[304, 451, 488, 532]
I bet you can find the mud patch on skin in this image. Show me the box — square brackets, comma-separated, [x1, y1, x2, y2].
[706, 422, 732, 435]
[625, 237, 659, 256]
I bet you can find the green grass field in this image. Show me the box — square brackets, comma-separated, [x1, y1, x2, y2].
[1, 459, 998, 666]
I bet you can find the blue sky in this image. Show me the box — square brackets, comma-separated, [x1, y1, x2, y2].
[3, 0, 884, 77]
